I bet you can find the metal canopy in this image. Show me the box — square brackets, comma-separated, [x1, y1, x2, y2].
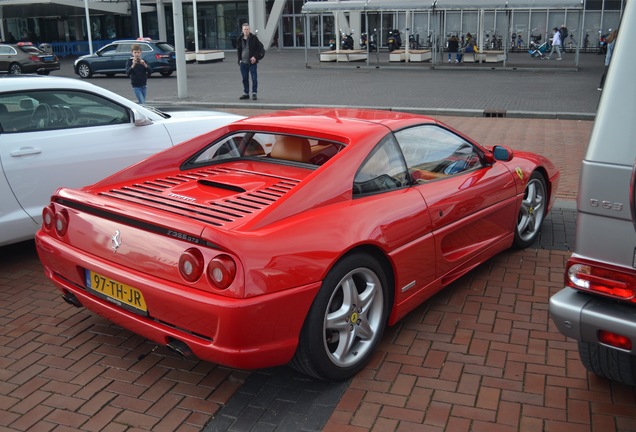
[301, 1, 367, 12]
[302, 0, 584, 13]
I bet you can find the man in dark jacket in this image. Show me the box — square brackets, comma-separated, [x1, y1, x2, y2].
[237, 23, 263, 100]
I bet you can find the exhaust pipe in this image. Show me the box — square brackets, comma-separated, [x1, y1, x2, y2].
[167, 339, 193, 358]
[62, 291, 82, 308]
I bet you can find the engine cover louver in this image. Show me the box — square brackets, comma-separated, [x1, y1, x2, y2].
[99, 167, 300, 226]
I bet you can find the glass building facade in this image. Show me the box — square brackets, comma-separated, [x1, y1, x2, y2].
[1, 0, 626, 52]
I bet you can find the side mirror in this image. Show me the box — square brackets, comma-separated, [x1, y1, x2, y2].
[492, 145, 514, 161]
[132, 109, 153, 126]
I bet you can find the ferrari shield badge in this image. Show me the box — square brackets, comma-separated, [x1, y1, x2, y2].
[515, 167, 524, 180]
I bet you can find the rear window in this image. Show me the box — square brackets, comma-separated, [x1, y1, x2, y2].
[185, 132, 345, 168]
[20, 46, 43, 54]
[155, 43, 175, 52]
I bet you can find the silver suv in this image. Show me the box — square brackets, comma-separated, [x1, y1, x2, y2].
[549, 3, 635, 386]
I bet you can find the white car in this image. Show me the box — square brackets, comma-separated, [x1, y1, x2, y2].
[0, 75, 243, 246]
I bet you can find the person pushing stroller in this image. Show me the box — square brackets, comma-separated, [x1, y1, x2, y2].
[545, 27, 563, 60]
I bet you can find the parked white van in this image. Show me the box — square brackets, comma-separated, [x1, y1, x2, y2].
[549, 2, 635, 386]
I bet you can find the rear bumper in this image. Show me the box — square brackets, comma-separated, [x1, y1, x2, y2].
[24, 64, 60, 74]
[36, 232, 319, 370]
[549, 287, 636, 355]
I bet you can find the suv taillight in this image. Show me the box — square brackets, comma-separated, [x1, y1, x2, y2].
[566, 258, 636, 303]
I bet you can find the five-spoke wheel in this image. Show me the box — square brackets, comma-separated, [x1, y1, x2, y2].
[291, 253, 389, 381]
[514, 171, 547, 248]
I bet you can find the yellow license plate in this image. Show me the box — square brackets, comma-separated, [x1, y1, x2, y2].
[85, 270, 148, 316]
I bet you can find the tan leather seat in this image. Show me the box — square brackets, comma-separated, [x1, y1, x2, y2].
[270, 136, 311, 163]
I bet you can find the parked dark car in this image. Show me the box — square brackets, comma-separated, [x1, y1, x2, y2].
[0, 42, 60, 75]
[73, 39, 175, 78]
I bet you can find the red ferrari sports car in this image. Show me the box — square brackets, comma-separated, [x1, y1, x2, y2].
[36, 108, 559, 380]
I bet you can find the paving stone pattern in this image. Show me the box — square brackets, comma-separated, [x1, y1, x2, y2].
[1, 52, 635, 431]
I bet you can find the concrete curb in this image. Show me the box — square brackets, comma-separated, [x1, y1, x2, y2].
[151, 100, 596, 121]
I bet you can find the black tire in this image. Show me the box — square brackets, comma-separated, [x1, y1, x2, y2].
[578, 341, 636, 386]
[388, 42, 396, 52]
[513, 171, 547, 249]
[76, 62, 93, 78]
[9, 63, 22, 75]
[290, 253, 389, 381]
[160, 70, 173, 77]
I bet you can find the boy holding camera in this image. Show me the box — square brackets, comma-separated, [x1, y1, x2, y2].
[125, 44, 152, 104]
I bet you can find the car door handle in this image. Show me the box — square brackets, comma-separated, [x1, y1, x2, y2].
[10, 147, 42, 156]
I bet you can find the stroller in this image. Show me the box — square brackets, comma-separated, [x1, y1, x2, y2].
[528, 34, 549, 58]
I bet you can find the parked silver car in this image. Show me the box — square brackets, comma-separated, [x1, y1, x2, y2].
[0, 75, 242, 246]
[549, 3, 636, 386]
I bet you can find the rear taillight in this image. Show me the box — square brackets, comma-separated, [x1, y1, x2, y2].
[179, 248, 204, 282]
[179, 249, 237, 290]
[207, 255, 237, 290]
[54, 210, 69, 237]
[155, 54, 170, 59]
[29, 55, 40, 62]
[566, 258, 636, 303]
[42, 205, 55, 231]
[598, 330, 633, 351]
[41, 204, 68, 237]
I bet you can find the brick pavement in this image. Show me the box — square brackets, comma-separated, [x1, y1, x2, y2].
[2, 52, 636, 432]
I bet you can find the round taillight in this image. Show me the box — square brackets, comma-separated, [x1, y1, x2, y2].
[54, 210, 68, 237]
[207, 255, 237, 289]
[42, 205, 55, 231]
[179, 248, 204, 282]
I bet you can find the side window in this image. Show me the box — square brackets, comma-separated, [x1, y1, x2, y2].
[99, 44, 118, 55]
[0, 46, 15, 55]
[353, 134, 409, 196]
[395, 125, 483, 183]
[116, 44, 133, 54]
[0, 90, 130, 133]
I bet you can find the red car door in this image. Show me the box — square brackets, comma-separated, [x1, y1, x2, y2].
[415, 163, 516, 280]
[395, 124, 517, 281]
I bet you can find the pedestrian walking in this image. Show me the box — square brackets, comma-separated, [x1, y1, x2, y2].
[125, 44, 152, 104]
[545, 27, 563, 60]
[237, 23, 264, 101]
